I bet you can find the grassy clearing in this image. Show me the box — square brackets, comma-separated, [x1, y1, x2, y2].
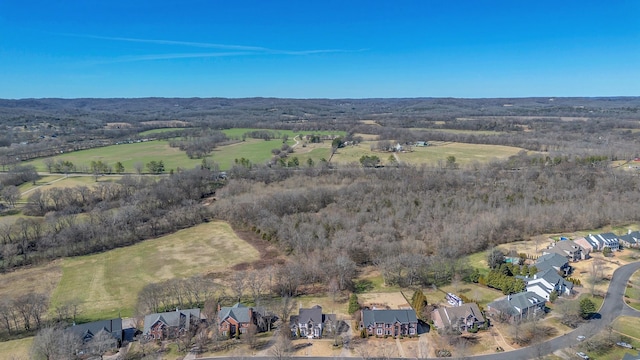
[50, 221, 259, 321]
[408, 128, 504, 135]
[625, 269, 640, 310]
[613, 316, 640, 341]
[0, 261, 62, 300]
[433, 283, 503, 308]
[23, 141, 204, 173]
[397, 142, 526, 166]
[0, 336, 32, 359]
[211, 138, 294, 169]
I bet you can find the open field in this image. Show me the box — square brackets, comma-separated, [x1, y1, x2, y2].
[23, 141, 204, 173]
[50, 221, 259, 321]
[397, 142, 526, 166]
[408, 127, 504, 135]
[0, 337, 32, 359]
[0, 261, 62, 300]
[209, 138, 294, 169]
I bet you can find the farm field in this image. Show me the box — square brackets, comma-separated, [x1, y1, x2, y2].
[0, 337, 32, 359]
[221, 128, 345, 140]
[397, 142, 526, 166]
[138, 127, 192, 136]
[23, 141, 204, 173]
[209, 138, 295, 169]
[50, 221, 259, 322]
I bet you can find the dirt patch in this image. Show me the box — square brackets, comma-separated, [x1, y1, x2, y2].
[104, 122, 132, 129]
[231, 227, 284, 270]
[359, 292, 411, 309]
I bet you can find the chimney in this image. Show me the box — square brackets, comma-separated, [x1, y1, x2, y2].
[507, 294, 511, 301]
[217, 304, 221, 312]
[629, 229, 632, 235]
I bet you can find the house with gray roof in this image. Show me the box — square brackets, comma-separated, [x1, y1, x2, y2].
[486, 291, 546, 322]
[290, 305, 336, 338]
[619, 231, 640, 249]
[575, 233, 620, 252]
[431, 303, 484, 333]
[68, 318, 123, 351]
[143, 309, 202, 340]
[521, 268, 573, 300]
[535, 253, 571, 275]
[218, 303, 255, 337]
[360, 309, 418, 337]
[544, 239, 589, 261]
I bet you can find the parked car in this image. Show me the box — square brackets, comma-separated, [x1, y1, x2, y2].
[616, 341, 633, 349]
[576, 352, 589, 359]
[576, 335, 586, 341]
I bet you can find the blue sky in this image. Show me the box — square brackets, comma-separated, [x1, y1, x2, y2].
[0, 1, 638, 98]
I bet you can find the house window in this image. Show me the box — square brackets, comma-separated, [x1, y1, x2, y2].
[377, 329, 383, 336]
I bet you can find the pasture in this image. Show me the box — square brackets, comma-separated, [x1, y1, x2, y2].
[23, 141, 204, 173]
[138, 127, 192, 136]
[0, 337, 32, 359]
[396, 142, 525, 165]
[50, 221, 259, 321]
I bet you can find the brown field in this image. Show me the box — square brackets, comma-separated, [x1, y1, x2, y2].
[359, 120, 380, 126]
[140, 120, 190, 127]
[0, 337, 32, 359]
[0, 261, 62, 300]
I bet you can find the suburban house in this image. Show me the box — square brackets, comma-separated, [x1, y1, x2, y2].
[574, 233, 620, 252]
[619, 231, 640, 248]
[521, 268, 574, 300]
[360, 309, 418, 337]
[544, 239, 589, 261]
[143, 309, 202, 340]
[218, 303, 255, 336]
[290, 305, 336, 339]
[535, 253, 571, 275]
[431, 303, 484, 333]
[486, 291, 546, 322]
[68, 318, 123, 349]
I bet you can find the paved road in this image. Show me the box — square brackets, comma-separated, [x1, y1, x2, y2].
[198, 261, 640, 360]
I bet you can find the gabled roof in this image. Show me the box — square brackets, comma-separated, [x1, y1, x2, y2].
[535, 253, 568, 272]
[550, 239, 585, 254]
[290, 305, 336, 327]
[487, 292, 545, 316]
[361, 309, 417, 328]
[218, 303, 252, 324]
[143, 309, 201, 335]
[434, 303, 483, 328]
[69, 318, 123, 343]
[619, 231, 640, 245]
[530, 268, 573, 291]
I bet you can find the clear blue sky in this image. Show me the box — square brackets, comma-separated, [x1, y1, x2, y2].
[1, 1, 638, 99]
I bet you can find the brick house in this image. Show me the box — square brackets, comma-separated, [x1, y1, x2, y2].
[360, 309, 418, 337]
[218, 303, 254, 337]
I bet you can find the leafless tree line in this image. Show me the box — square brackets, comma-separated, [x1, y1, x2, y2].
[0, 168, 221, 270]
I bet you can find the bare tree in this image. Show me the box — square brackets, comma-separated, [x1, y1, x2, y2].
[1, 185, 20, 208]
[89, 329, 117, 359]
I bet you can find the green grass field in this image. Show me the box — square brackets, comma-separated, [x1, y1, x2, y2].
[0, 336, 32, 359]
[50, 221, 259, 321]
[397, 142, 525, 166]
[23, 141, 204, 173]
[221, 128, 345, 140]
[625, 270, 640, 310]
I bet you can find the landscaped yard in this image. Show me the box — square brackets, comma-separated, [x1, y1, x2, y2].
[50, 221, 259, 321]
[624, 269, 640, 310]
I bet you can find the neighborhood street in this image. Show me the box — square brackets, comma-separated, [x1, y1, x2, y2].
[198, 260, 640, 360]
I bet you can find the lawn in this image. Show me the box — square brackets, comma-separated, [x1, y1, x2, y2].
[0, 337, 33, 359]
[624, 269, 640, 310]
[50, 221, 259, 321]
[0, 261, 62, 300]
[23, 141, 204, 173]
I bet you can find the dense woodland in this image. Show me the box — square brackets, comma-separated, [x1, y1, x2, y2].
[1, 97, 640, 342]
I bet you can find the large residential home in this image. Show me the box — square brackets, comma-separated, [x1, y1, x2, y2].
[143, 309, 202, 340]
[619, 231, 640, 249]
[360, 309, 418, 337]
[521, 268, 573, 300]
[535, 253, 571, 276]
[290, 305, 336, 339]
[544, 239, 589, 261]
[218, 303, 255, 337]
[68, 318, 123, 350]
[431, 303, 484, 333]
[574, 233, 620, 252]
[486, 291, 546, 322]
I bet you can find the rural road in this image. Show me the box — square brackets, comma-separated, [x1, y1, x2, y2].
[197, 260, 640, 360]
